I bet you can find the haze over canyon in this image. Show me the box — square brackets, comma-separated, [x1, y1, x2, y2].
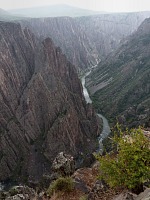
[0, 4, 150, 200]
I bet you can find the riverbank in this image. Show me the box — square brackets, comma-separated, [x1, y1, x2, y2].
[81, 69, 111, 153]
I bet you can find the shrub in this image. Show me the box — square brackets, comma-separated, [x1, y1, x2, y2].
[79, 195, 88, 200]
[96, 125, 150, 193]
[47, 176, 74, 196]
[9, 187, 19, 196]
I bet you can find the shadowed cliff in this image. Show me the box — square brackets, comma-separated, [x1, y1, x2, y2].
[0, 21, 100, 182]
[19, 12, 150, 71]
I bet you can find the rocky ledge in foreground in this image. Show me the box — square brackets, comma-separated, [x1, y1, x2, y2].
[1, 159, 149, 200]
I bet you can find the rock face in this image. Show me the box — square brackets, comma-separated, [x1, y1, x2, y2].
[0, 21, 100, 182]
[135, 188, 150, 200]
[19, 12, 150, 71]
[76, 12, 150, 60]
[113, 188, 150, 200]
[51, 152, 75, 176]
[21, 17, 99, 71]
[3, 186, 36, 200]
[87, 18, 150, 127]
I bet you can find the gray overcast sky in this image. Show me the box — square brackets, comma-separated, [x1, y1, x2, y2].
[1, 0, 150, 12]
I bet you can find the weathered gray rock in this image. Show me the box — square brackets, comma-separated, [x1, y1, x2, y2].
[135, 188, 150, 200]
[74, 177, 89, 194]
[1, 186, 36, 200]
[76, 12, 150, 60]
[113, 192, 137, 200]
[0, 21, 100, 182]
[21, 12, 150, 72]
[72, 167, 97, 195]
[52, 152, 75, 176]
[88, 180, 109, 200]
[113, 188, 150, 200]
[21, 17, 99, 70]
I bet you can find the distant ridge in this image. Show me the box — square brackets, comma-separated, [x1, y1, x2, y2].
[0, 8, 9, 15]
[8, 4, 107, 18]
[0, 8, 25, 21]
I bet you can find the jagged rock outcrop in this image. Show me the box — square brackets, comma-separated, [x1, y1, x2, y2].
[2, 186, 36, 200]
[20, 17, 99, 71]
[51, 152, 75, 176]
[87, 18, 150, 127]
[2, 11, 150, 72]
[0, 21, 100, 182]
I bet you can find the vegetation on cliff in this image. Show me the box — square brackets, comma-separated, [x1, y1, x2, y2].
[47, 177, 74, 197]
[96, 126, 150, 194]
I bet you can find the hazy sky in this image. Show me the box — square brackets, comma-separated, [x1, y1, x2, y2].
[1, 0, 150, 12]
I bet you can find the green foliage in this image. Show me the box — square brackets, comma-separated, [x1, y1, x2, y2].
[79, 195, 88, 200]
[96, 126, 150, 191]
[47, 177, 74, 196]
[9, 187, 19, 196]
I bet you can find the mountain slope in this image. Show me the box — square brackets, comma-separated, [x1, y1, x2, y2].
[87, 18, 150, 127]
[76, 12, 150, 60]
[9, 4, 105, 18]
[20, 17, 99, 70]
[0, 8, 24, 21]
[0, 21, 100, 182]
[19, 12, 150, 71]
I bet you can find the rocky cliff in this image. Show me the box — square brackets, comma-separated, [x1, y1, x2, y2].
[20, 17, 99, 71]
[87, 18, 150, 127]
[76, 12, 150, 60]
[1, 11, 150, 72]
[0, 21, 100, 182]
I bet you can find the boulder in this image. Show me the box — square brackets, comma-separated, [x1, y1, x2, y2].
[74, 177, 89, 194]
[72, 167, 98, 195]
[113, 192, 137, 200]
[88, 180, 109, 200]
[113, 188, 150, 200]
[51, 152, 75, 176]
[135, 188, 150, 200]
[1, 186, 36, 200]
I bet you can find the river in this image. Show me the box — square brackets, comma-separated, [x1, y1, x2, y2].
[0, 68, 111, 192]
[81, 70, 111, 153]
[0, 182, 4, 191]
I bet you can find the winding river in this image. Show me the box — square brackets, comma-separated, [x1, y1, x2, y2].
[81, 70, 111, 153]
[0, 68, 111, 192]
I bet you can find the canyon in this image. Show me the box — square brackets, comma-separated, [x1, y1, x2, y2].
[18, 11, 150, 71]
[0, 7, 150, 189]
[87, 17, 150, 128]
[0, 21, 100, 182]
